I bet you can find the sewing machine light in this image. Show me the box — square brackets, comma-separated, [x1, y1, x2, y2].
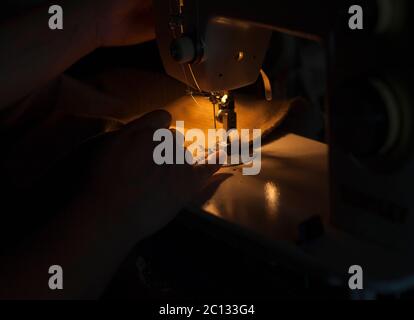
[221, 94, 229, 104]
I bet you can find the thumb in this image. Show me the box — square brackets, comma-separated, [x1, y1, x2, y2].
[90, 109, 172, 150]
[122, 109, 172, 135]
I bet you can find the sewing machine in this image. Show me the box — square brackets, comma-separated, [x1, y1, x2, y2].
[152, 0, 414, 297]
[154, 0, 339, 131]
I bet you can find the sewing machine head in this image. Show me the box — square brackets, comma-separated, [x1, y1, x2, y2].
[153, 0, 275, 130]
[153, 0, 272, 94]
[152, 0, 338, 131]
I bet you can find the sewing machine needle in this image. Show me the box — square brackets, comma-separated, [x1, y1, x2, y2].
[213, 103, 217, 130]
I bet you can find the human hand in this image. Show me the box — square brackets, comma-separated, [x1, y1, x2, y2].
[94, 0, 155, 47]
[81, 110, 221, 242]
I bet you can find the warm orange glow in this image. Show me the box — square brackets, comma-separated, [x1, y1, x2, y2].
[264, 181, 280, 216]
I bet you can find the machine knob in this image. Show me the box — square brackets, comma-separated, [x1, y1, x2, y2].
[170, 36, 196, 64]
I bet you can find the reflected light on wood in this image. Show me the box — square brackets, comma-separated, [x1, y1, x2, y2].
[166, 93, 299, 142]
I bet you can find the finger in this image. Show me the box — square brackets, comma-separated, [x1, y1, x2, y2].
[129, 7, 156, 44]
[122, 109, 172, 134]
[206, 149, 227, 165]
[192, 173, 233, 205]
[195, 149, 226, 179]
[193, 161, 222, 183]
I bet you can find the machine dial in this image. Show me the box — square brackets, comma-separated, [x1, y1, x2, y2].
[170, 36, 196, 64]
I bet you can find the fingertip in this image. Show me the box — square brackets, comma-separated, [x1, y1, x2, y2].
[153, 109, 172, 124]
[124, 109, 172, 133]
[194, 162, 222, 181]
[142, 109, 172, 129]
[206, 150, 227, 165]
